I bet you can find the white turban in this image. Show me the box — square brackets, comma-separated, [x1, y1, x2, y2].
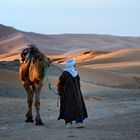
[64, 58, 78, 77]
[65, 58, 76, 67]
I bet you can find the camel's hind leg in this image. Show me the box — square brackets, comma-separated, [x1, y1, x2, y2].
[34, 82, 44, 126]
[23, 82, 34, 123]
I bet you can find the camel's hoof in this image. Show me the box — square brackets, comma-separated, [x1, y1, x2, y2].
[35, 120, 44, 126]
[25, 117, 34, 123]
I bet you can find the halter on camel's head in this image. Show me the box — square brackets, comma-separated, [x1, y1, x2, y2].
[21, 44, 52, 66]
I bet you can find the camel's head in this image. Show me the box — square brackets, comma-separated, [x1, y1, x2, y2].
[21, 44, 39, 63]
[21, 44, 52, 67]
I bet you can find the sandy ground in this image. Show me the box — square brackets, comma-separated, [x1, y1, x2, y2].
[0, 84, 140, 140]
[0, 64, 140, 140]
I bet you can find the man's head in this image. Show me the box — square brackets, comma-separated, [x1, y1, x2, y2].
[65, 58, 76, 67]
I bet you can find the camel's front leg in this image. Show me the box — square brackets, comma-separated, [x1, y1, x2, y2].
[34, 82, 44, 126]
[23, 82, 34, 123]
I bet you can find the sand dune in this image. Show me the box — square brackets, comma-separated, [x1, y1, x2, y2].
[0, 24, 18, 39]
[0, 24, 140, 92]
[94, 48, 140, 62]
[0, 53, 20, 61]
[78, 67, 139, 87]
[0, 33, 25, 54]
[79, 48, 140, 66]
[23, 33, 140, 52]
[1, 24, 140, 62]
[0, 24, 26, 57]
[0, 69, 21, 87]
[82, 61, 140, 75]
[51, 51, 97, 64]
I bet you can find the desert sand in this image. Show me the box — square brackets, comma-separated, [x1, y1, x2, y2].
[0, 24, 140, 140]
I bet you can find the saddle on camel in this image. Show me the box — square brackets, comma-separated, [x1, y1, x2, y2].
[19, 44, 52, 126]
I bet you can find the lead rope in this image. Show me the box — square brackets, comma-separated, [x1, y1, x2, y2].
[44, 66, 60, 107]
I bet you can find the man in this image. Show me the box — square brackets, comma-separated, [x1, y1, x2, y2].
[57, 58, 88, 128]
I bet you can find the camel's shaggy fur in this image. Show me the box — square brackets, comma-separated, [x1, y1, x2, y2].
[19, 45, 51, 125]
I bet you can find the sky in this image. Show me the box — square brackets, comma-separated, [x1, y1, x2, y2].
[0, 0, 140, 36]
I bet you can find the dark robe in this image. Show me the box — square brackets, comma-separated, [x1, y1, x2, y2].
[57, 71, 88, 123]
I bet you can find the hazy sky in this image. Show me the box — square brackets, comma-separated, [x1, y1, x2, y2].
[0, 0, 140, 36]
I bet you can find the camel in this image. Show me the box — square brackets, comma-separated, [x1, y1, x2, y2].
[19, 45, 52, 126]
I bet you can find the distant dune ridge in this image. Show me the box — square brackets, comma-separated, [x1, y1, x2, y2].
[0, 24, 140, 61]
[0, 24, 140, 92]
[0, 24, 26, 58]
